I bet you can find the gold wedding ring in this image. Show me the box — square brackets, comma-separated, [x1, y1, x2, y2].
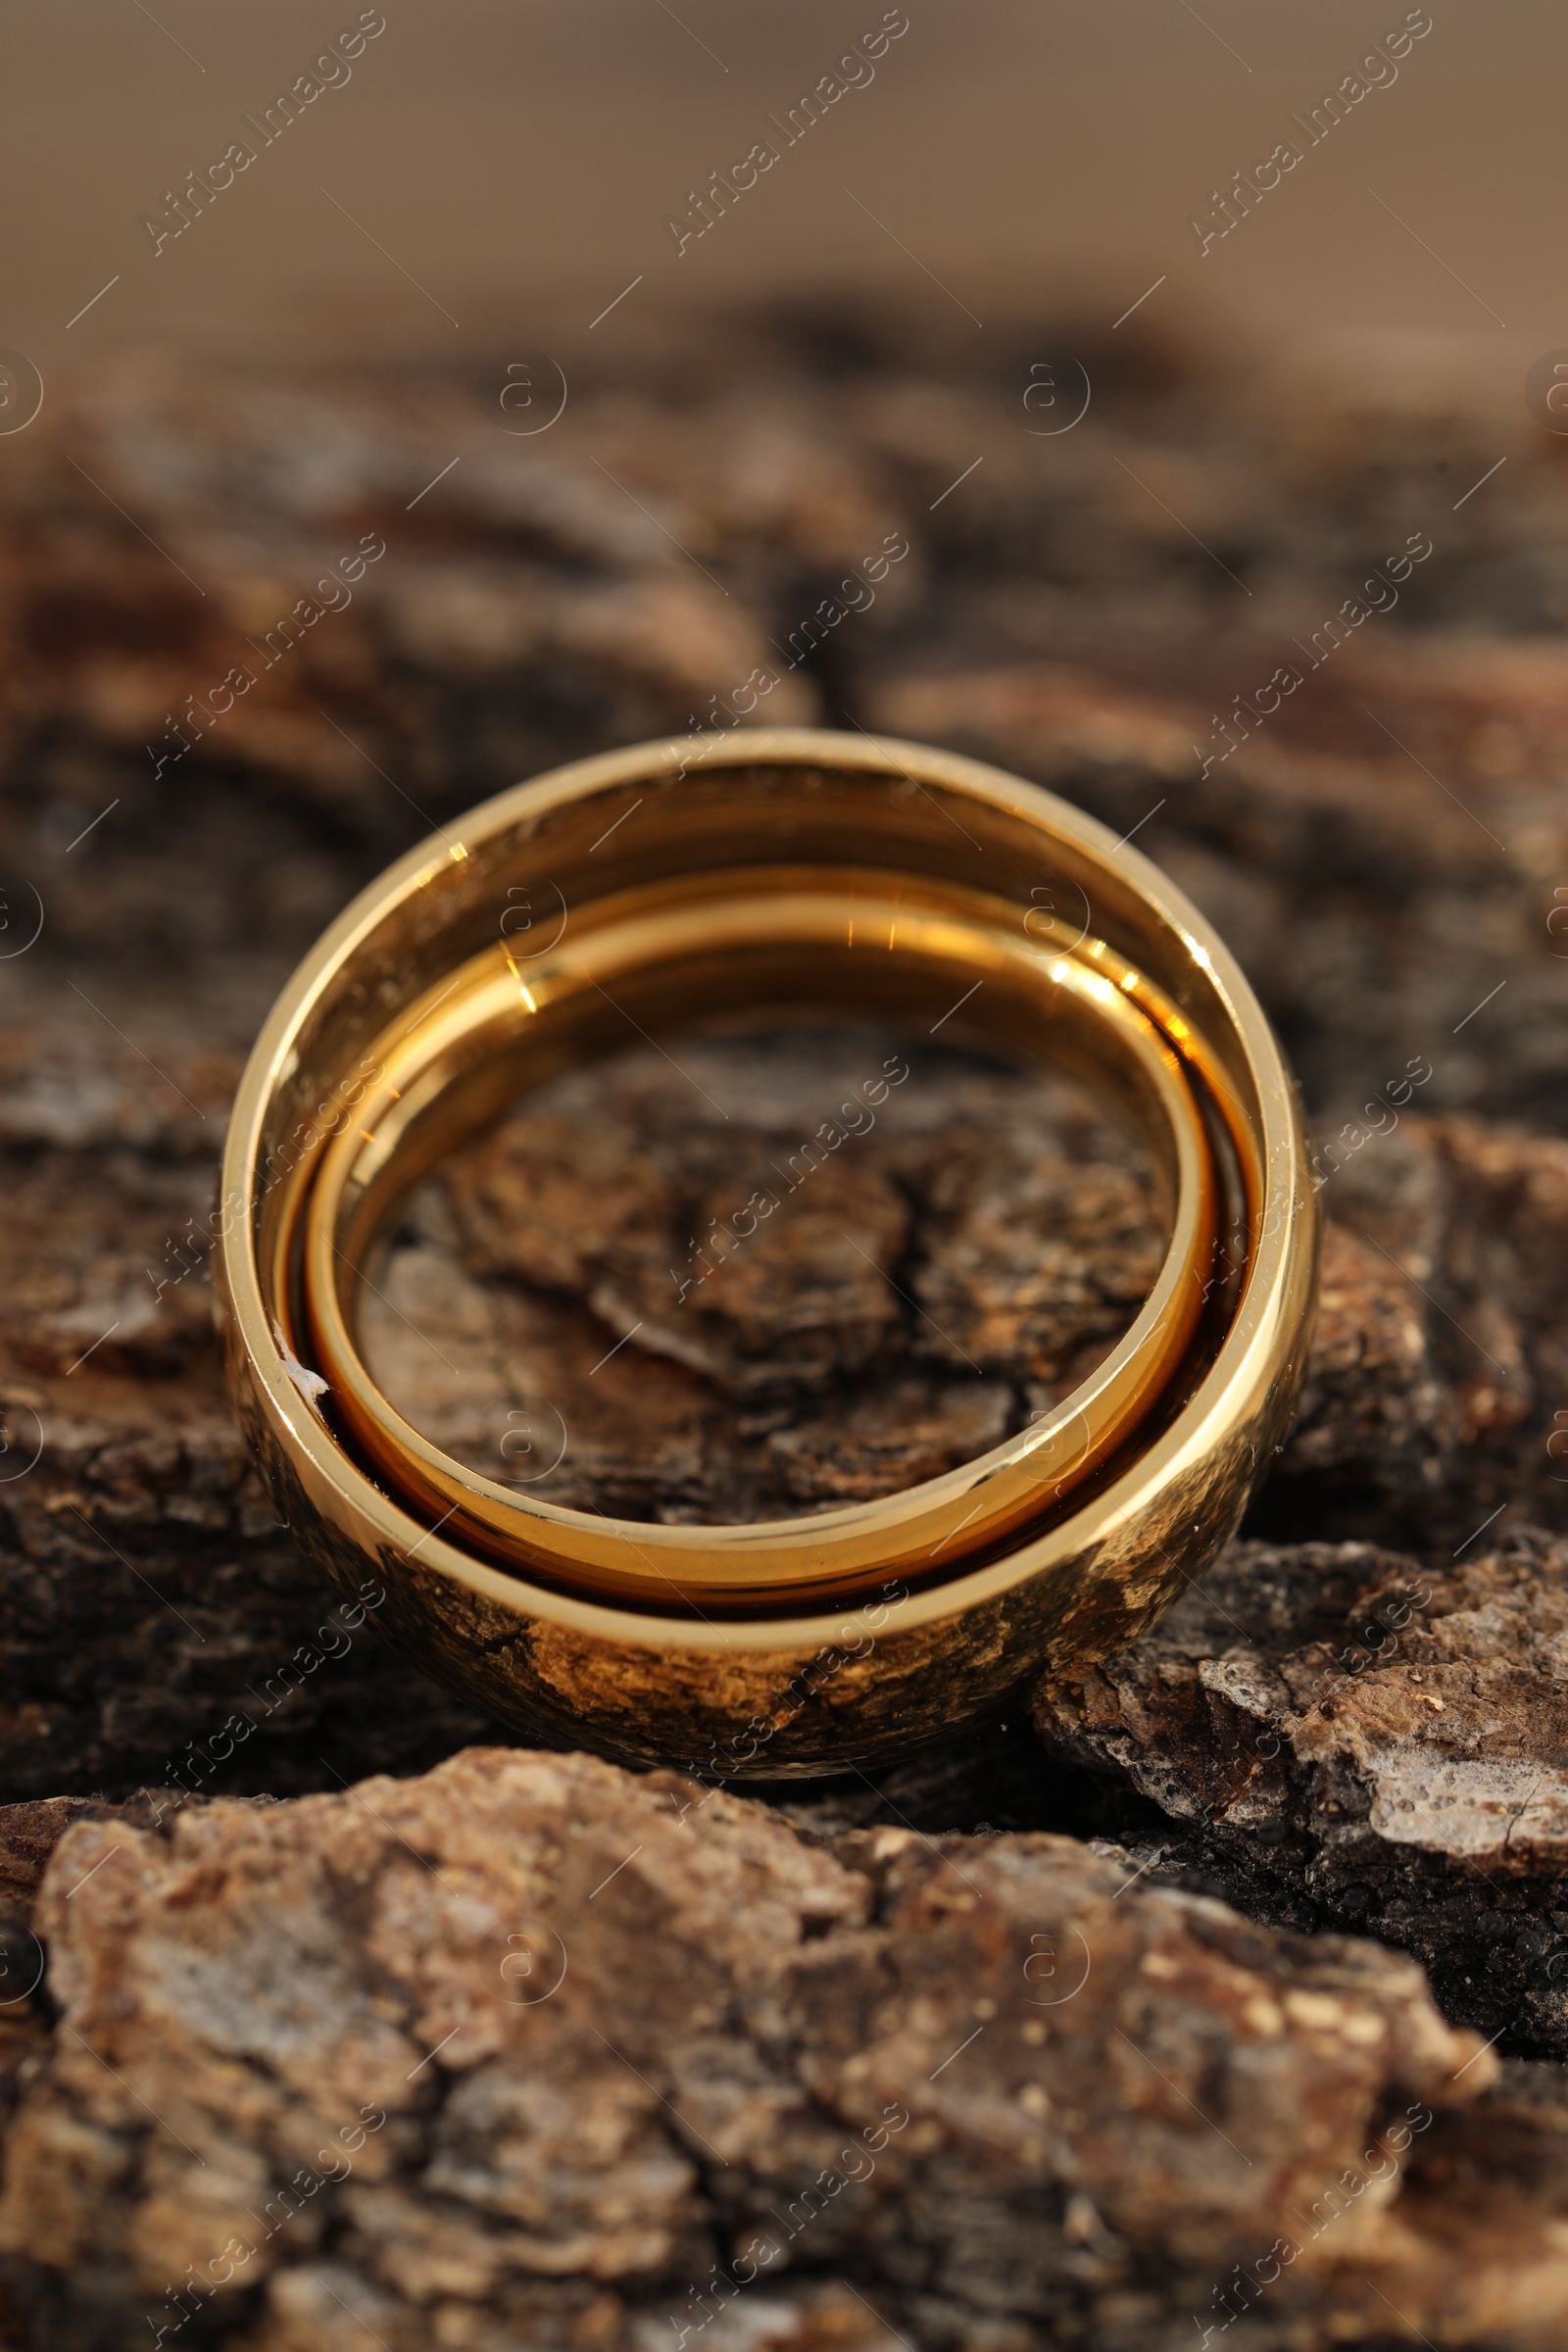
[216, 728, 1317, 1773]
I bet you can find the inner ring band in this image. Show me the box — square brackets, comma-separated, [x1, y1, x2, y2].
[298, 869, 1222, 1607]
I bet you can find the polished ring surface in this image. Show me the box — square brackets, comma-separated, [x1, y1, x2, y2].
[216, 727, 1318, 1776]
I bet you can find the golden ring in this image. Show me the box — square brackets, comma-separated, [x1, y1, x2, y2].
[215, 727, 1318, 1774]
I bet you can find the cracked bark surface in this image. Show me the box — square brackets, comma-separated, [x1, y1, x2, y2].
[1030, 1528, 1568, 2067]
[0, 311, 1565, 2343]
[6, 1745, 1562, 2352]
[363, 1038, 1152, 1521]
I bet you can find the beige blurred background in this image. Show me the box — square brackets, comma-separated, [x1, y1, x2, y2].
[1, 0, 1555, 397]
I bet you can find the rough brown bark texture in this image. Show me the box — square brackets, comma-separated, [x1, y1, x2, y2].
[0, 309, 1564, 2343]
[0, 1752, 1544, 2352]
